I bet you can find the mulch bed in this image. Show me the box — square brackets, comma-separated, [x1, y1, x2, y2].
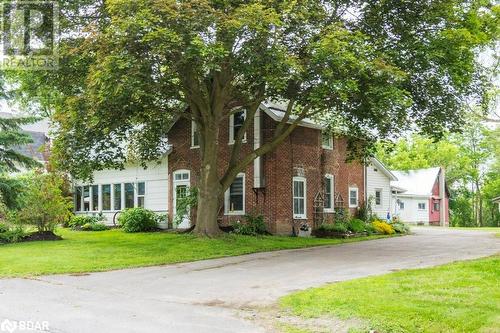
[22, 231, 63, 242]
[312, 230, 367, 239]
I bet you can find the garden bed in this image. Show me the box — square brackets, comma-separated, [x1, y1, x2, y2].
[22, 231, 63, 242]
[312, 229, 367, 239]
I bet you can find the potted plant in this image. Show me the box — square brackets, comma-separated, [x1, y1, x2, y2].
[298, 223, 311, 237]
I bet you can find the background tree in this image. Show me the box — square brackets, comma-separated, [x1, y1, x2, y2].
[377, 117, 499, 227]
[0, 117, 41, 208]
[16, 172, 73, 233]
[6, 0, 499, 235]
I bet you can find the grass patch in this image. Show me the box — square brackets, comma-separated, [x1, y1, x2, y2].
[450, 227, 500, 232]
[0, 229, 392, 278]
[280, 255, 500, 333]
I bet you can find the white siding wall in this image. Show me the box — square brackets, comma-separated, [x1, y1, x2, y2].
[393, 196, 429, 225]
[366, 165, 392, 219]
[75, 158, 168, 227]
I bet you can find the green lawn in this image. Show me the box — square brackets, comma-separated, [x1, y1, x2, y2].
[0, 229, 392, 278]
[450, 227, 500, 232]
[280, 255, 500, 333]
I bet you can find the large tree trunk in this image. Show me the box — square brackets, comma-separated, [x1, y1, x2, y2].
[193, 123, 224, 236]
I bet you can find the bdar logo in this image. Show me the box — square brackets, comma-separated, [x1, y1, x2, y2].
[0, 319, 17, 333]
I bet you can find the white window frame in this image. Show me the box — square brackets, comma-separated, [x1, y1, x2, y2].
[101, 184, 112, 211]
[375, 189, 382, 206]
[90, 184, 99, 212]
[321, 132, 333, 149]
[324, 174, 334, 213]
[349, 187, 359, 208]
[418, 202, 426, 210]
[293, 176, 307, 219]
[191, 121, 200, 149]
[399, 201, 405, 210]
[136, 182, 146, 208]
[229, 109, 247, 145]
[224, 173, 245, 215]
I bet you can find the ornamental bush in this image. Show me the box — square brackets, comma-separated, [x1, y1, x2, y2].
[232, 213, 267, 235]
[318, 223, 348, 234]
[68, 215, 103, 229]
[0, 227, 27, 244]
[118, 208, 158, 233]
[372, 221, 395, 235]
[81, 222, 109, 231]
[392, 222, 410, 234]
[347, 218, 366, 233]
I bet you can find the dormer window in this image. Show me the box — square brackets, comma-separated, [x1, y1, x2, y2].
[229, 110, 246, 144]
[321, 132, 333, 149]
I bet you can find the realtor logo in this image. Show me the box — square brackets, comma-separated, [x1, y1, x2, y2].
[0, 319, 49, 332]
[1, 1, 59, 70]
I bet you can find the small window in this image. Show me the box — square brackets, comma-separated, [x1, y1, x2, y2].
[433, 201, 440, 211]
[225, 174, 245, 214]
[174, 171, 190, 181]
[418, 202, 426, 210]
[321, 132, 333, 149]
[399, 201, 405, 210]
[375, 189, 382, 206]
[293, 177, 307, 219]
[191, 121, 200, 148]
[91, 185, 99, 211]
[75, 186, 82, 212]
[324, 175, 334, 212]
[349, 187, 358, 208]
[83, 186, 90, 211]
[229, 110, 246, 144]
[125, 183, 135, 208]
[137, 182, 146, 208]
[113, 184, 122, 211]
[102, 184, 111, 211]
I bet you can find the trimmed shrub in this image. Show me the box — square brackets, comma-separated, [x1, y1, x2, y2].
[68, 215, 103, 229]
[347, 218, 366, 233]
[118, 208, 158, 232]
[318, 223, 348, 234]
[372, 221, 395, 235]
[392, 222, 410, 234]
[232, 213, 267, 236]
[0, 223, 9, 233]
[81, 222, 109, 231]
[365, 223, 377, 235]
[0, 227, 27, 244]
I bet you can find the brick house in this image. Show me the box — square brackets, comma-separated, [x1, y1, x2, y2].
[73, 102, 366, 235]
[168, 102, 365, 234]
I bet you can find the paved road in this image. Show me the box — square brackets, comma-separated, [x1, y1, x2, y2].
[0, 227, 498, 333]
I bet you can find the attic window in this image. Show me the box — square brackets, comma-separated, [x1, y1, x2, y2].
[374, 168, 378, 172]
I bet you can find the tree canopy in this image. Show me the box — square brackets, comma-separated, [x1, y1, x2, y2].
[4, 0, 499, 235]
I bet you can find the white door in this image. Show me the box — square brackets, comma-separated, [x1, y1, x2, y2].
[173, 170, 191, 228]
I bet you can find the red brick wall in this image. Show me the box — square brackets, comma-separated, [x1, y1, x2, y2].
[167, 113, 365, 234]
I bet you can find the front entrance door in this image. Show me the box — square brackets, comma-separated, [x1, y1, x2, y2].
[173, 170, 191, 228]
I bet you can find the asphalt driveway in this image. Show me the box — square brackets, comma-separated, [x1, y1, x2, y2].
[0, 227, 498, 333]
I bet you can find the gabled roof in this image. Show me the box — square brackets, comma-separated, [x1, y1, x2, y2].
[390, 167, 441, 197]
[260, 102, 324, 130]
[369, 157, 398, 181]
